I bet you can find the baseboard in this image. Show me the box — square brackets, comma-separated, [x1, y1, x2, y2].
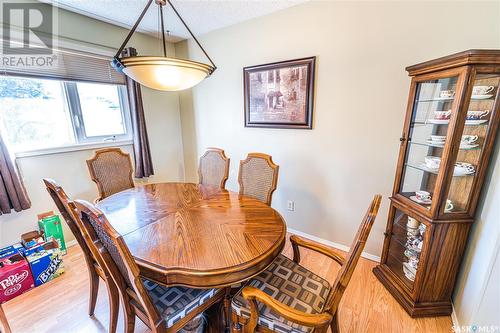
[287, 228, 381, 262]
[451, 302, 460, 332]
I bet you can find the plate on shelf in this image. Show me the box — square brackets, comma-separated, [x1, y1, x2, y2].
[433, 97, 454, 101]
[402, 263, 416, 281]
[426, 140, 445, 147]
[460, 143, 479, 149]
[465, 119, 488, 125]
[410, 195, 432, 205]
[472, 94, 494, 100]
[428, 119, 450, 125]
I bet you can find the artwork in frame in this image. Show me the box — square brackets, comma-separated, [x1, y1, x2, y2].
[244, 57, 315, 129]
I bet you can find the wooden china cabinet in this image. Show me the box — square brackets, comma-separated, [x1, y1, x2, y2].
[373, 50, 500, 317]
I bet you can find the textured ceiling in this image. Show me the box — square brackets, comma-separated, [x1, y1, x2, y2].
[44, 0, 306, 42]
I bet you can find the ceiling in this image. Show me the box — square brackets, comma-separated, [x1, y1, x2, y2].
[45, 0, 306, 42]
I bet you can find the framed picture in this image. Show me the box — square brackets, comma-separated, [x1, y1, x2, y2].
[244, 57, 315, 129]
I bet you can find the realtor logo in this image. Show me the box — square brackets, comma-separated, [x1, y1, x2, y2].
[1, 1, 56, 67]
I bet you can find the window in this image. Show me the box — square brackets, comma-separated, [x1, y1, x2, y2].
[0, 76, 132, 153]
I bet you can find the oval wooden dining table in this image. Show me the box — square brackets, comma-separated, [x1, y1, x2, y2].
[96, 182, 287, 289]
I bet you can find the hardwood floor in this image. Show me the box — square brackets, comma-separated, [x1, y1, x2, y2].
[2, 235, 452, 332]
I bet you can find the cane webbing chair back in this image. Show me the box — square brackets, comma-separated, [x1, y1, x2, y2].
[86, 148, 134, 201]
[198, 148, 230, 188]
[238, 153, 279, 205]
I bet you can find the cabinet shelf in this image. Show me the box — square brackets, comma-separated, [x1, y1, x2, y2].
[405, 163, 475, 177]
[409, 141, 480, 150]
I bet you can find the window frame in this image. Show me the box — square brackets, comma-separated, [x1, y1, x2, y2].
[0, 75, 133, 156]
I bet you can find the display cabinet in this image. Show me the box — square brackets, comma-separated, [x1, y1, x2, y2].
[373, 50, 500, 317]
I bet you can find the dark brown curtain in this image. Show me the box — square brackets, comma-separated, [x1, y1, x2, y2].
[0, 132, 31, 214]
[123, 47, 154, 178]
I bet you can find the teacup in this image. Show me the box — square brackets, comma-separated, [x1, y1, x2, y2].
[415, 190, 431, 202]
[454, 162, 475, 175]
[434, 110, 452, 120]
[430, 135, 446, 142]
[472, 85, 494, 96]
[439, 90, 455, 99]
[445, 199, 454, 212]
[407, 217, 420, 229]
[461, 135, 478, 144]
[467, 110, 489, 120]
[424, 156, 441, 170]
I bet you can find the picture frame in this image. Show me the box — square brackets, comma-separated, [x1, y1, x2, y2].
[243, 56, 316, 129]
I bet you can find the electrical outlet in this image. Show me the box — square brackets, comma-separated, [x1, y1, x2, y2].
[287, 200, 295, 211]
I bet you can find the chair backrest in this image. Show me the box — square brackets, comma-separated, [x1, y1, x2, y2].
[325, 194, 382, 314]
[42, 178, 97, 267]
[238, 153, 279, 205]
[198, 147, 230, 188]
[70, 200, 161, 327]
[86, 148, 134, 201]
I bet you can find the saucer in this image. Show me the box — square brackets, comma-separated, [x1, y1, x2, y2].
[428, 119, 450, 125]
[454, 168, 475, 176]
[465, 119, 488, 125]
[459, 143, 479, 149]
[471, 94, 494, 100]
[427, 140, 445, 147]
[434, 97, 454, 101]
[410, 195, 431, 205]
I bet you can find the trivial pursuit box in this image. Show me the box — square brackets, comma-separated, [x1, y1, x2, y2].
[38, 212, 67, 255]
[23, 240, 65, 287]
[0, 249, 35, 303]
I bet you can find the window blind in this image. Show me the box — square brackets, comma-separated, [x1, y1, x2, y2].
[0, 47, 125, 85]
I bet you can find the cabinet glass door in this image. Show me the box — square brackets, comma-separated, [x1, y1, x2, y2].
[386, 208, 427, 290]
[441, 73, 499, 214]
[399, 76, 459, 211]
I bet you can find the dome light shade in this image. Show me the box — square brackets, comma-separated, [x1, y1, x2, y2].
[121, 57, 214, 91]
[112, 0, 216, 92]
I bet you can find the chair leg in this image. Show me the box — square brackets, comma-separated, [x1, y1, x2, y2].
[330, 312, 340, 333]
[88, 268, 99, 316]
[122, 299, 136, 333]
[231, 312, 242, 333]
[223, 288, 231, 332]
[105, 279, 119, 333]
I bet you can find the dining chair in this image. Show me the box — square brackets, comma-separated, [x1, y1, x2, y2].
[198, 147, 230, 189]
[238, 153, 279, 206]
[86, 148, 134, 202]
[231, 195, 382, 333]
[0, 304, 11, 333]
[42, 178, 119, 333]
[70, 199, 228, 333]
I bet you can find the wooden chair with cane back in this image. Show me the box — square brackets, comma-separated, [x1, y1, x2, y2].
[231, 195, 382, 333]
[198, 147, 230, 189]
[86, 148, 135, 202]
[70, 199, 228, 333]
[238, 153, 279, 206]
[43, 179, 119, 333]
[0, 304, 11, 333]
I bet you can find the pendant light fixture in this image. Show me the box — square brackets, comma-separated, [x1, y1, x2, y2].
[112, 0, 216, 91]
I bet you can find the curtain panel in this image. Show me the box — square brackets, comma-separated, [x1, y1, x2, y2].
[0, 133, 31, 214]
[123, 47, 154, 178]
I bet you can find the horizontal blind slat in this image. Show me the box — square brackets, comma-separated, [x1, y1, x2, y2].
[0, 47, 125, 85]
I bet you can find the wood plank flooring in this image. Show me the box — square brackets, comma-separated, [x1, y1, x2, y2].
[2, 235, 452, 332]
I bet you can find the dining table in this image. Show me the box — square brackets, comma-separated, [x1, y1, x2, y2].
[95, 182, 287, 290]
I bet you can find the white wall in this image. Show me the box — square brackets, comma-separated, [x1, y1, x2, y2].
[453, 138, 500, 327]
[177, 0, 499, 256]
[0, 5, 185, 246]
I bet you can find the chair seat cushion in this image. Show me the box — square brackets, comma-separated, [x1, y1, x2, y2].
[231, 254, 331, 333]
[143, 279, 218, 328]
